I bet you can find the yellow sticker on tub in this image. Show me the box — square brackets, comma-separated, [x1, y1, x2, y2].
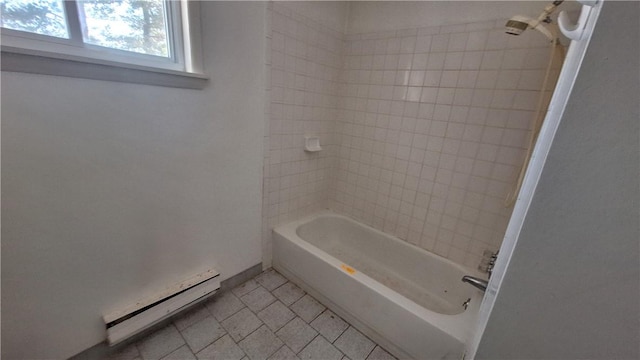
[341, 264, 356, 275]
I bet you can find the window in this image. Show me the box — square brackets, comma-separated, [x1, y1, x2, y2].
[1, 0, 206, 88]
[1, 0, 69, 38]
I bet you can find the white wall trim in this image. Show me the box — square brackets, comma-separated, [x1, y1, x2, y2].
[1, 46, 208, 89]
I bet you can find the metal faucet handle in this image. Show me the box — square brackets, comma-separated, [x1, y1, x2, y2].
[479, 250, 499, 275]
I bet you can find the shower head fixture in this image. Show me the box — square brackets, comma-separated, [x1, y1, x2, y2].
[505, 15, 554, 41]
[505, 15, 535, 36]
[505, 0, 564, 42]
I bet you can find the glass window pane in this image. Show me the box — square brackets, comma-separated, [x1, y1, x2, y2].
[78, 0, 170, 58]
[0, 0, 69, 38]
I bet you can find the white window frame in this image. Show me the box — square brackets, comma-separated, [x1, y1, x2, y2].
[1, 0, 207, 88]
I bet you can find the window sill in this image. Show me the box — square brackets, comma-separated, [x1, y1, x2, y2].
[1, 46, 208, 89]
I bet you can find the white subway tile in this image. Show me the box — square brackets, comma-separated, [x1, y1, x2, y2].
[461, 52, 484, 70]
[446, 123, 466, 139]
[427, 53, 446, 70]
[431, 34, 450, 52]
[400, 36, 417, 54]
[444, 52, 464, 70]
[440, 71, 460, 88]
[481, 50, 504, 70]
[448, 33, 468, 52]
[466, 31, 489, 51]
[415, 35, 433, 53]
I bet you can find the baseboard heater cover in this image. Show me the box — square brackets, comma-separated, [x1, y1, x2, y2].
[103, 268, 220, 345]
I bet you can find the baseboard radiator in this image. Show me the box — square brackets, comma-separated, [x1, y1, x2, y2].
[103, 268, 220, 345]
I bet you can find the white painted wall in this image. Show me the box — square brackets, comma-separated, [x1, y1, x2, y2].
[475, 1, 639, 358]
[0, 2, 266, 359]
[347, 1, 581, 34]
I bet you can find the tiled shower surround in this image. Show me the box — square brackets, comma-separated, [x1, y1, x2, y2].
[263, 3, 344, 265]
[264, 3, 560, 269]
[331, 23, 560, 268]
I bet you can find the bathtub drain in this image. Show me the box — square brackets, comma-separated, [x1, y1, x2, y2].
[462, 298, 471, 310]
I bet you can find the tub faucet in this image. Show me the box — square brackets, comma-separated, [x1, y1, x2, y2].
[478, 250, 499, 276]
[461, 276, 488, 292]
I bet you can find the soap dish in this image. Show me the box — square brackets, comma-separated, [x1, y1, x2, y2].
[304, 136, 322, 152]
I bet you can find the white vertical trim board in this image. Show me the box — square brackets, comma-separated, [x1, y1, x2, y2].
[464, 1, 604, 358]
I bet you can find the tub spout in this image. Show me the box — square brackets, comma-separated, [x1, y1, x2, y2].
[461, 275, 488, 292]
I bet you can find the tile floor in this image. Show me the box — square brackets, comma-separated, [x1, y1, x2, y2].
[105, 269, 397, 360]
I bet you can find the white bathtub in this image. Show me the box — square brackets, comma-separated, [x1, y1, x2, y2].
[273, 211, 485, 359]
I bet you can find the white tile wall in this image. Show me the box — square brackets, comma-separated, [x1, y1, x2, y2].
[263, 3, 345, 267]
[264, 6, 562, 270]
[330, 21, 561, 268]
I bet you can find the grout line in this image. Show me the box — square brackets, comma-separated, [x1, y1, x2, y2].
[173, 305, 211, 332]
[238, 323, 269, 346]
[209, 292, 248, 323]
[268, 344, 287, 360]
[173, 342, 196, 360]
[307, 305, 327, 324]
[216, 303, 246, 323]
[135, 344, 144, 360]
[270, 279, 290, 294]
[296, 333, 319, 355]
[176, 314, 230, 357]
[329, 323, 349, 344]
[174, 322, 197, 356]
[363, 342, 377, 360]
[159, 324, 187, 360]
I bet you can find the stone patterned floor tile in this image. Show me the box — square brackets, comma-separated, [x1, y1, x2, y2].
[272, 282, 305, 306]
[206, 291, 246, 322]
[238, 325, 284, 360]
[136, 324, 185, 360]
[97, 269, 390, 360]
[173, 305, 211, 331]
[310, 310, 349, 343]
[366, 346, 397, 360]
[257, 301, 296, 332]
[181, 316, 227, 353]
[232, 279, 260, 297]
[334, 327, 375, 360]
[221, 308, 264, 342]
[105, 343, 140, 360]
[298, 336, 343, 360]
[255, 270, 288, 291]
[267, 346, 299, 360]
[290, 295, 325, 323]
[240, 286, 277, 312]
[160, 345, 196, 360]
[196, 334, 245, 360]
[275, 317, 318, 353]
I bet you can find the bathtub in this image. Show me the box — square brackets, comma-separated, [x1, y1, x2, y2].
[273, 211, 485, 359]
